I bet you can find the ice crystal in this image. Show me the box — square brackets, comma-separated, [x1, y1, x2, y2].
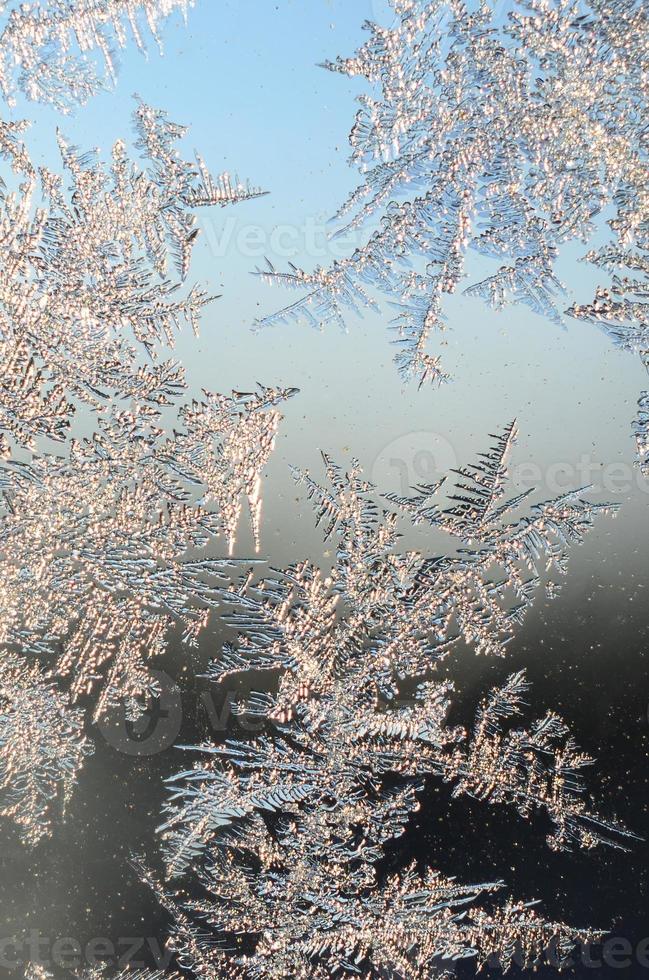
[0, 101, 266, 449]
[147, 860, 601, 978]
[257, 0, 648, 386]
[154, 424, 629, 977]
[568, 246, 649, 474]
[0, 0, 195, 111]
[0, 103, 292, 843]
[0, 651, 92, 845]
[24, 968, 170, 980]
[0, 384, 295, 725]
[0, 93, 289, 736]
[635, 382, 649, 477]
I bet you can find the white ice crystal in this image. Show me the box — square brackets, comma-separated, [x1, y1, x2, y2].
[0, 0, 196, 111]
[0, 103, 292, 843]
[568, 246, 649, 475]
[0, 652, 92, 845]
[0, 384, 296, 726]
[0, 102, 266, 449]
[154, 425, 630, 978]
[24, 968, 171, 980]
[0, 4, 637, 971]
[257, 0, 648, 387]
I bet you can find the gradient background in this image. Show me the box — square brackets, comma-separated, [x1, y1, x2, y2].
[0, 1, 647, 977]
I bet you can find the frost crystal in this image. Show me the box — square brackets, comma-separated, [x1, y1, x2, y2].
[24, 968, 170, 980]
[147, 860, 601, 978]
[0, 0, 195, 111]
[0, 384, 296, 727]
[0, 104, 293, 842]
[155, 425, 629, 977]
[257, 0, 647, 386]
[0, 652, 92, 845]
[568, 245, 649, 474]
[0, 102, 266, 448]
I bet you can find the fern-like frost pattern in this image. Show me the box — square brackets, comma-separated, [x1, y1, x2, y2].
[0, 0, 196, 111]
[0, 102, 293, 844]
[154, 425, 631, 978]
